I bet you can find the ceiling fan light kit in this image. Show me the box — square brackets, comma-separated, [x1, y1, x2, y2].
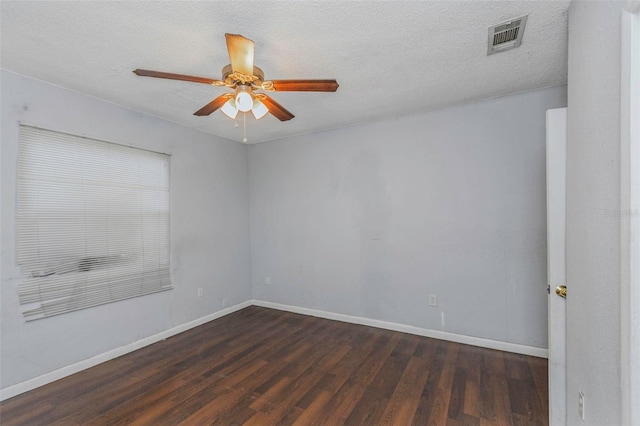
[251, 98, 269, 120]
[221, 98, 238, 119]
[234, 86, 254, 112]
[133, 33, 339, 142]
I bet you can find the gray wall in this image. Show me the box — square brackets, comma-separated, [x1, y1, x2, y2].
[249, 86, 567, 349]
[0, 70, 252, 388]
[1, 69, 569, 392]
[566, 2, 624, 424]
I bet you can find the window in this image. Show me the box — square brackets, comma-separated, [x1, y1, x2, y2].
[16, 125, 172, 320]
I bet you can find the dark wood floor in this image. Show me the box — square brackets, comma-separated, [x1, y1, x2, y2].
[0, 306, 548, 425]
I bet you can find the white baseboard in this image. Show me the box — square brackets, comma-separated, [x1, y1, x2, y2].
[0, 300, 252, 401]
[251, 299, 549, 359]
[1, 298, 548, 401]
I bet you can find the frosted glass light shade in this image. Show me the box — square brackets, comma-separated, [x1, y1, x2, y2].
[221, 99, 238, 119]
[251, 99, 269, 119]
[235, 87, 253, 112]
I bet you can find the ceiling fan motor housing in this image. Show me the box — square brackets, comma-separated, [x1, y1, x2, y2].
[221, 64, 265, 88]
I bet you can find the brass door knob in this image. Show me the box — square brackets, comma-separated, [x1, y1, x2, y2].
[555, 285, 567, 298]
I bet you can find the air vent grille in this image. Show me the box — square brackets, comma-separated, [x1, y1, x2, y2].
[493, 25, 519, 45]
[487, 15, 528, 55]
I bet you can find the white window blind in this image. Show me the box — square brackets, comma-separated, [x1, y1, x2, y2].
[16, 125, 172, 321]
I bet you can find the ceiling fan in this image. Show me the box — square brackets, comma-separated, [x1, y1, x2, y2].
[133, 33, 339, 124]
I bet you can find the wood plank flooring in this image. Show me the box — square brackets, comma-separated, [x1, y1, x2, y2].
[0, 306, 548, 425]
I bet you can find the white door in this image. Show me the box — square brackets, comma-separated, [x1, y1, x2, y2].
[546, 107, 567, 426]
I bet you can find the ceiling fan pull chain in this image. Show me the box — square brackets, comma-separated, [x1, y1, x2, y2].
[243, 112, 248, 143]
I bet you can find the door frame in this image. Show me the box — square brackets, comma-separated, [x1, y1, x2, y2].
[620, 5, 639, 425]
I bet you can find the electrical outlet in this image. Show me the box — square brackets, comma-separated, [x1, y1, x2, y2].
[197, 287, 203, 297]
[265, 276, 271, 285]
[429, 294, 437, 307]
[578, 391, 585, 420]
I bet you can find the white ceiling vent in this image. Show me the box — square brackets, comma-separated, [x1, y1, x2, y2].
[487, 15, 528, 55]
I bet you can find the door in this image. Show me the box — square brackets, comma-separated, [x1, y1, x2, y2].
[546, 107, 567, 426]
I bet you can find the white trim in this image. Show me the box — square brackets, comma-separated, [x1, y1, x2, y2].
[621, 8, 640, 426]
[0, 300, 252, 401]
[252, 299, 548, 359]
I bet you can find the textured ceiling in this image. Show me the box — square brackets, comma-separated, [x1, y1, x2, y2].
[0, 1, 569, 144]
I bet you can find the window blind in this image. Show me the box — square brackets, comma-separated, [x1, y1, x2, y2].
[17, 125, 172, 321]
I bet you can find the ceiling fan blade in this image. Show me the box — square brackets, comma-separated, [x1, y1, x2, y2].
[270, 80, 339, 92]
[133, 69, 222, 85]
[225, 33, 255, 76]
[194, 94, 232, 116]
[259, 95, 295, 121]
